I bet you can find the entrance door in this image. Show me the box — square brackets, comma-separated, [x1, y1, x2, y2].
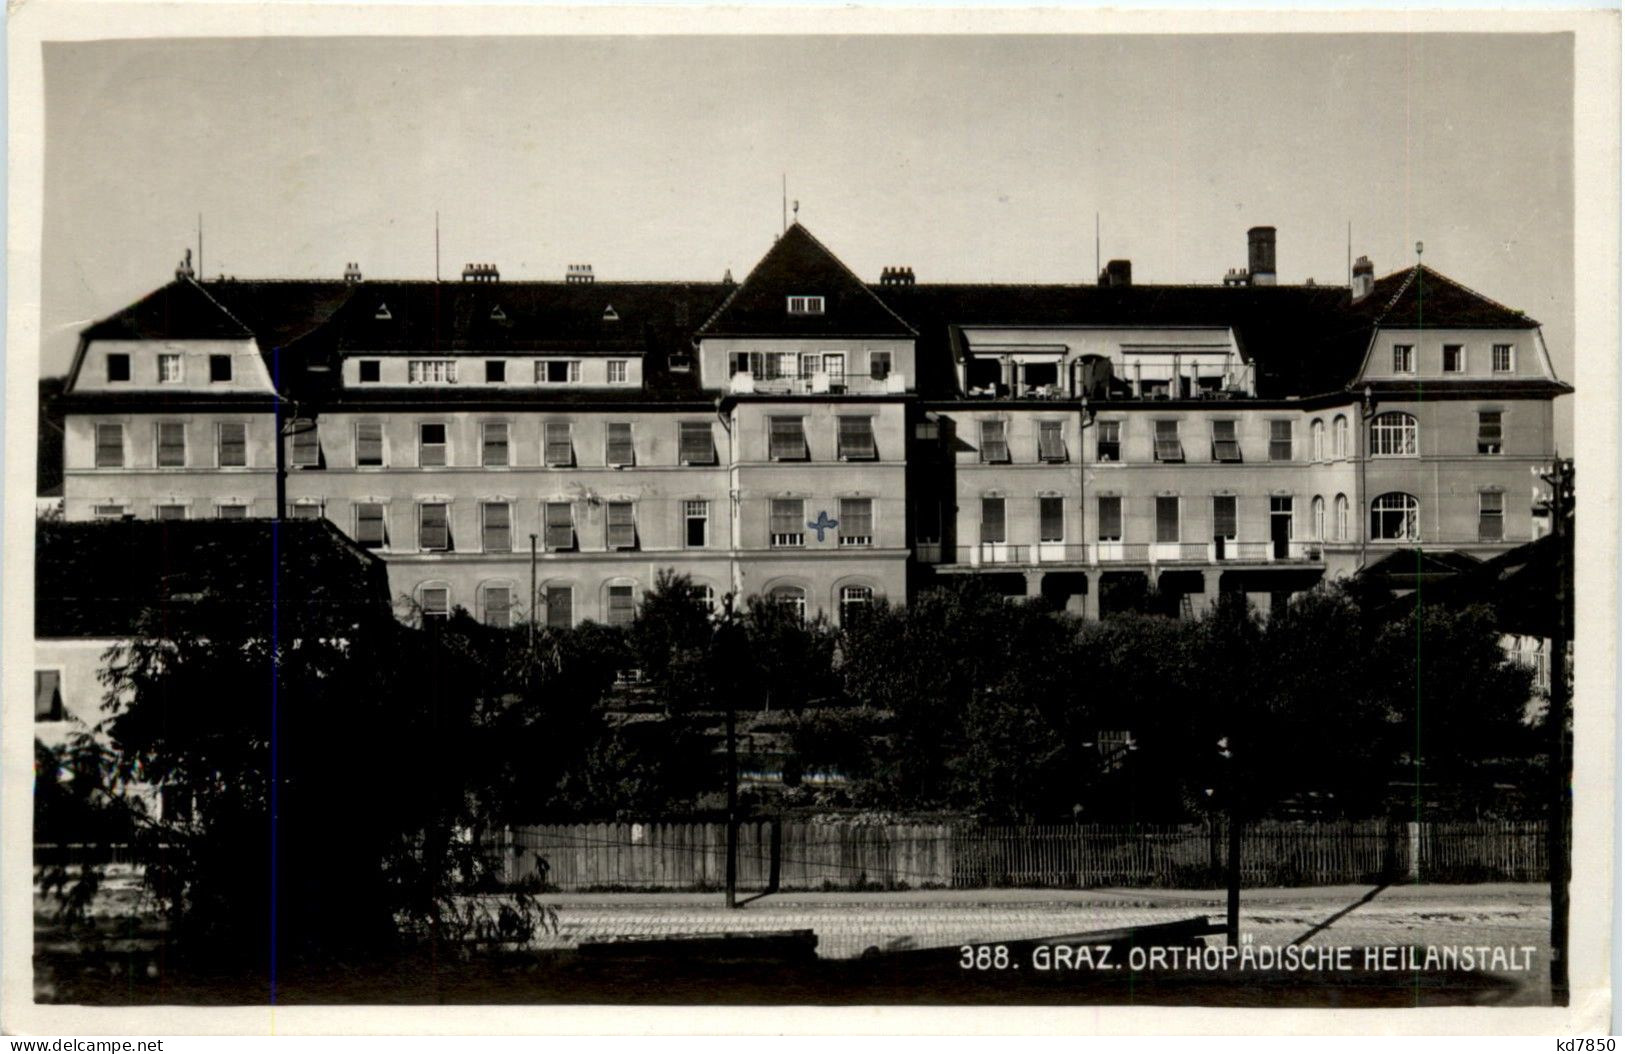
[1270, 497, 1293, 559]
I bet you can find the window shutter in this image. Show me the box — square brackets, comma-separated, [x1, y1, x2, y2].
[679, 422, 715, 464]
[545, 422, 573, 466]
[1037, 421, 1066, 462]
[979, 420, 1009, 463]
[95, 424, 124, 467]
[545, 586, 573, 629]
[607, 502, 637, 549]
[419, 503, 450, 550]
[218, 423, 247, 467]
[157, 422, 186, 467]
[545, 502, 574, 550]
[1213, 496, 1237, 539]
[1156, 496, 1180, 543]
[1098, 496, 1122, 541]
[356, 503, 386, 548]
[980, 497, 1005, 544]
[482, 503, 511, 551]
[839, 498, 873, 544]
[1039, 496, 1064, 542]
[769, 417, 807, 460]
[838, 417, 877, 460]
[356, 422, 384, 466]
[482, 423, 510, 467]
[606, 422, 635, 465]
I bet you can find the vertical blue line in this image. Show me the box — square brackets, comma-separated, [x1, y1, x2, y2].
[270, 346, 281, 1006]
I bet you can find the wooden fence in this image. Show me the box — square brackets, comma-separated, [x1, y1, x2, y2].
[495, 819, 1546, 891]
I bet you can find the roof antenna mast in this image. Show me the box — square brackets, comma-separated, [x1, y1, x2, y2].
[1346, 221, 1352, 286]
[1095, 212, 1101, 279]
[197, 214, 203, 281]
[435, 211, 441, 282]
[782, 175, 787, 235]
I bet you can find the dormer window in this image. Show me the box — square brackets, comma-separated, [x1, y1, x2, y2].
[489, 304, 507, 321]
[375, 303, 392, 320]
[787, 295, 825, 316]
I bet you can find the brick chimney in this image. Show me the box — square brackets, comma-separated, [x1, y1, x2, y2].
[566, 264, 594, 284]
[880, 266, 916, 286]
[1351, 255, 1375, 302]
[1098, 259, 1132, 287]
[1247, 227, 1276, 286]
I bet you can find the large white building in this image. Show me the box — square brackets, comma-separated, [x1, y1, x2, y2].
[55, 222, 1570, 623]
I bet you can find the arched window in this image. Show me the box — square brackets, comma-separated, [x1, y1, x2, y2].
[1370, 412, 1418, 457]
[1311, 495, 1326, 540]
[1333, 494, 1349, 541]
[1332, 414, 1349, 459]
[770, 585, 807, 622]
[1310, 418, 1325, 461]
[839, 585, 874, 626]
[1370, 492, 1421, 541]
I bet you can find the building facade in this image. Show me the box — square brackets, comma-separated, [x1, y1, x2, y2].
[56, 223, 1570, 625]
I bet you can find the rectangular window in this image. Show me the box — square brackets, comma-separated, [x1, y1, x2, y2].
[1154, 420, 1184, 462]
[684, 500, 709, 548]
[482, 422, 510, 467]
[420, 588, 450, 622]
[93, 504, 127, 520]
[156, 422, 186, 467]
[482, 502, 512, 552]
[769, 417, 807, 460]
[288, 503, 322, 521]
[356, 503, 387, 548]
[979, 419, 1010, 463]
[419, 503, 450, 551]
[605, 422, 635, 466]
[1037, 421, 1067, 463]
[870, 351, 893, 380]
[607, 585, 637, 628]
[209, 354, 232, 382]
[35, 671, 63, 721]
[980, 497, 1006, 544]
[607, 360, 628, 384]
[1155, 496, 1180, 544]
[538, 360, 581, 384]
[837, 416, 877, 460]
[156, 504, 188, 521]
[1211, 420, 1242, 463]
[544, 422, 573, 466]
[1096, 421, 1121, 462]
[1039, 496, 1064, 543]
[1478, 411, 1504, 454]
[787, 295, 825, 315]
[290, 420, 320, 467]
[355, 422, 384, 466]
[217, 422, 247, 467]
[1393, 344, 1415, 373]
[419, 423, 447, 467]
[1479, 491, 1505, 542]
[358, 359, 381, 383]
[95, 423, 124, 468]
[408, 360, 457, 384]
[770, 498, 805, 547]
[545, 586, 573, 630]
[1268, 420, 1293, 462]
[483, 586, 512, 629]
[679, 422, 715, 465]
[216, 504, 247, 520]
[1492, 344, 1515, 373]
[606, 501, 637, 550]
[1098, 496, 1123, 542]
[158, 354, 183, 383]
[106, 354, 130, 383]
[839, 498, 874, 546]
[544, 501, 574, 551]
[485, 360, 506, 383]
[1213, 495, 1238, 540]
[1443, 344, 1464, 372]
[798, 353, 821, 380]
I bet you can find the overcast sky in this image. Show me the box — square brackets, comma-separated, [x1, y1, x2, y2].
[42, 33, 1573, 438]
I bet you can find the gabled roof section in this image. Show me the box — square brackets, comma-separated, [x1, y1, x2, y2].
[1359, 265, 1540, 329]
[80, 278, 256, 342]
[698, 223, 916, 339]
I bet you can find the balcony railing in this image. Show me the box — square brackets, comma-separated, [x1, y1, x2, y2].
[924, 540, 1327, 567]
[730, 372, 906, 396]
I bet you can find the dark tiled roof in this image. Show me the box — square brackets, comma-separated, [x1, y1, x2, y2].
[296, 280, 730, 355]
[698, 224, 916, 339]
[80, 278, 253, 342]
[1358, 265, 1540, 329]
[35, 519, 392, 639]
[874, 282, 1367, 399]
[1411, 530, 1570, 638]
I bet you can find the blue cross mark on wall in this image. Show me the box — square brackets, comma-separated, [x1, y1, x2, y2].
[807, 510, 839, 542]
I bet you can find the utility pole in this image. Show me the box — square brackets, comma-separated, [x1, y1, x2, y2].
[725, 699, 738, 909]
[1219, 735, 1241, 946]
[711, 592, 742, 910]
[1536, 455, 1574, 1005]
